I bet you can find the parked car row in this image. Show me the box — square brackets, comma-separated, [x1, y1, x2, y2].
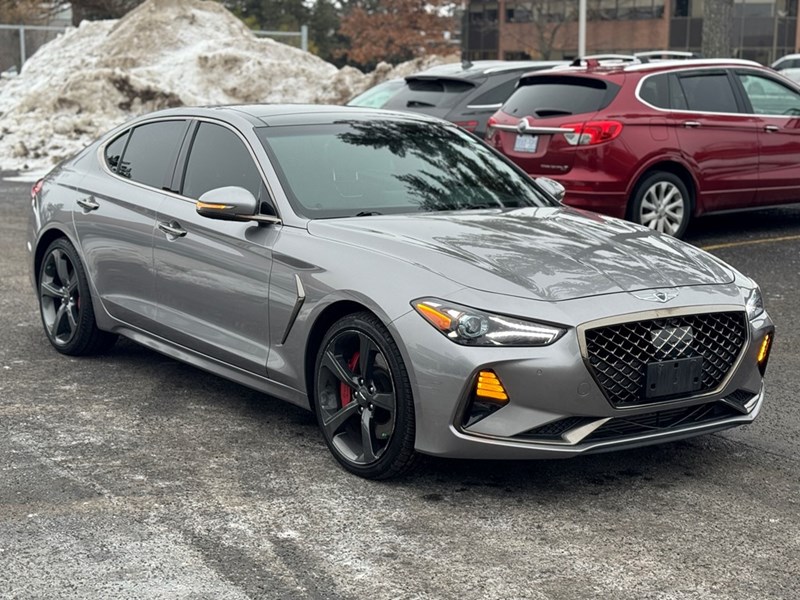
[353, 53, 800, 238]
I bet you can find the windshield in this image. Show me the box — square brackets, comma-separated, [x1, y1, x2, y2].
[256, 120, 556, 219]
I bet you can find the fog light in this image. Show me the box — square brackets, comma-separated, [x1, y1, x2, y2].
[757, 333, 773, 375]
[463, 370, 509, 428]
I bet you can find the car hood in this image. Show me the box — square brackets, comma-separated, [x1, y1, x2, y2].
[306, 207, 734, 302]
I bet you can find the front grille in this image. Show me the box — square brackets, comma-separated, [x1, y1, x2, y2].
[584, 311, 747, 406]
[583, 401, 742, 442]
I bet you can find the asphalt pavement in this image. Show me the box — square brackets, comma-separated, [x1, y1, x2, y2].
[1, 175, 798, 599]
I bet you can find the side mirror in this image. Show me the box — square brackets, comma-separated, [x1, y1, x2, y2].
[196, 186, 280, 224]
[536, 177, 566, 202]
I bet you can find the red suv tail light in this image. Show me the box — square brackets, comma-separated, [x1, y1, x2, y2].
[562, 120, 623, 146]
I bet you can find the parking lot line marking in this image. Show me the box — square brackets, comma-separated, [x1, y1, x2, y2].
[701, 234, 800, 251]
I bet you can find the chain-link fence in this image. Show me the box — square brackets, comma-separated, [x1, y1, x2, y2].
[1, 23, 309, 75]
[0, 24, 67, 74]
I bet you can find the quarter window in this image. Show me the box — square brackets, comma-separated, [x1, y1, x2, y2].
[639, 74, 670, 108]
[182, 123, 264, 201]
[738, 73, 800, 116]
[677, 73, 739, 113]
[117, 120, 187, 187]
[104, 132, 128, 173]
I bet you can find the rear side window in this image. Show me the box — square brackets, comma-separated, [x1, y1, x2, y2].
[383, 78, 476, 110]
[104, 132, 128, 173]
[118, 120, 187, 187]
[677, 73, 739, 113]
[502, 76, 619, 119]
[182, 122, 264, 201]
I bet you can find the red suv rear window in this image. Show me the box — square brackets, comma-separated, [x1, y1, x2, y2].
[502, 75, 621, 119]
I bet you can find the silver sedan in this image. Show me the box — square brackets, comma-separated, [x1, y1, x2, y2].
[27, 105, 775, 479]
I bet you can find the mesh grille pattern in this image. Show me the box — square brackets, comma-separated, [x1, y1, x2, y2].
[584, 311, 747, 406]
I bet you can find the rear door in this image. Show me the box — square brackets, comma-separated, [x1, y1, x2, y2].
[734, 69, 800, 206]
[152, 120, 277, 374]
[671, 69, 760, 212]
[488, 74, 620, 177]
[74, 119, 189, 329]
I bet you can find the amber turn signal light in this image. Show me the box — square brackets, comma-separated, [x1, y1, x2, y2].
[757, 333, 773, 375]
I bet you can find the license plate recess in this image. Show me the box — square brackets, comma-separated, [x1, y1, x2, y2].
[644, 356, 703, 399]
[514, 134, 538, 153]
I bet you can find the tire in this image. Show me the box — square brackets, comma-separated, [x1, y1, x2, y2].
[37, 238, 117, 356]
[313, 312, 417, 479]
[630, 171, 691, 238]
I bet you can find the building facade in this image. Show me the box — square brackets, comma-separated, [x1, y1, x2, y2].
[465, 0, 799, 65]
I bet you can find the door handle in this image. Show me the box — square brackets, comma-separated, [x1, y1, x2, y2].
[76, 197, 99, 212]
[683, 121, 701, 128]
[764, 125, 779, 132]
[157, 221, 187, 238]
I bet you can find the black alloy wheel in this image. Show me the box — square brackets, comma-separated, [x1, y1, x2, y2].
[314, 312, 417, 479]
[38, 238, 116, 355]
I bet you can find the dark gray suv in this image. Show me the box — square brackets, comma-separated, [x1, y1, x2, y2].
[347, 60, 566, 137]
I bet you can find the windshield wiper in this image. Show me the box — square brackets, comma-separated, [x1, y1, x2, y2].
[355, 211, 382, 217]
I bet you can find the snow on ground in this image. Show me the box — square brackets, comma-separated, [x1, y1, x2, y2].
[0, 0, 454, 174]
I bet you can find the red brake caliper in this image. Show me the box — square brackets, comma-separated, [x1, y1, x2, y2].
[339, 352, 360, 407]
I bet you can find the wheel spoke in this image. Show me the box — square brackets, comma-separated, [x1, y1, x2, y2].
[321, 350, 358, 389]
[54, 250, 70, 286]
[664, 198, 684, 213]
[66, 274, 79, 294]
[371, 392, 394, 412]
[359, 408, 377, 463]
[662, 187, 679, 204]
[41, 281, 61, 298]
[52, 303, 68, 338]
[322, 401, 360, 437]
[358, 333, 377, 379]
[67, 304, 79, 331]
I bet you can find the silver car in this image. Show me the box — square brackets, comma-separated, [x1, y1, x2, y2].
[27, 105, 775, 479]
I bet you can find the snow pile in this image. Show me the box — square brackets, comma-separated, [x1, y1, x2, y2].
[0, 0, 455, 172]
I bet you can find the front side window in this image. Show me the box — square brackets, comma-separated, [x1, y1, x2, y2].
[257, 120, 556, 219]
[738, 72, 800, 116]
[182, 122, 264, 201]
[677, 72, 739, 113]
[117, 120, 187, 187]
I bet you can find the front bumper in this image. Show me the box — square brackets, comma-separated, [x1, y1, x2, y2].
[391, 289, 773, 460]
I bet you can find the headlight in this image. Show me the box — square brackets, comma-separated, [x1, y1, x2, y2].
[745, 286, 764, 320]
[412, 298, 565, 346]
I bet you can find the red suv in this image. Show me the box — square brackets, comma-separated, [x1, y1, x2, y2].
[487, 57, 800, 237]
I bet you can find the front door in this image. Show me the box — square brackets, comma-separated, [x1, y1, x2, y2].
[153, 120, 277, 374]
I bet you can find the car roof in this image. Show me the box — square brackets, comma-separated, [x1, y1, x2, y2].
[129, 104, 446, 128]
[412, 60, 568, 80]
[532, 58, 763, 81]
